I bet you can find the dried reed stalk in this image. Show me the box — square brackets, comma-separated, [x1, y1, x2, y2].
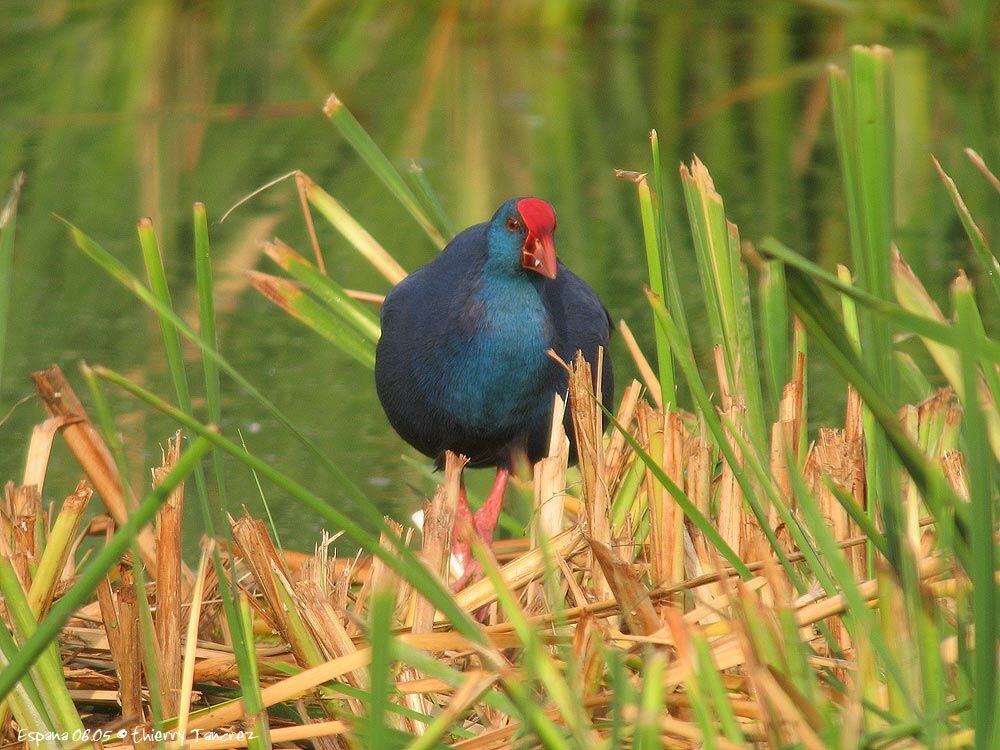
[589, 539, 660, 635]
[153, 432, 184, 717]
[106, 554, 144, 729]
[293, 579, 367, 715]
[532, 394, 569, 547]
[5, 483, 39, 589]
[413, 450, 466, 632]
[565, 350, 611, 600]
[619, 320, 663, 408]
[231, 513, 324, 668]
[22, 416, 72, 494]
[32, 365, 159, 574]
[604, 379, 642, 493]
[349, 518, 407, 634]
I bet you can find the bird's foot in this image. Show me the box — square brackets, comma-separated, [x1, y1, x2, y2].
[450, 557, 483, 593]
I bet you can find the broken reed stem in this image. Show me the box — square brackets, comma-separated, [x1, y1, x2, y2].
[412, 451, 466, 632]
[22, 416, 69, 494]
[532, 394, 569, 548]
[231, 513, 325, 669]
[27, 480, 92, 618]
[604, 379, 642, 494]
[154, 432, 184, 717]
[350, 518, 407, 633]
[32, 365, 159, 575]
[5, 483, 39, 590]
[114, 554, 144, 729]
[565, 350, 611, 601]
[619, 319, 663, 408]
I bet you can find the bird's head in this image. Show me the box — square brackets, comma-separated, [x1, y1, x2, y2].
[487, 197, 558, 280]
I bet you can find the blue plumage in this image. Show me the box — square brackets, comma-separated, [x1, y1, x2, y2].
[375, 197, 614, 470]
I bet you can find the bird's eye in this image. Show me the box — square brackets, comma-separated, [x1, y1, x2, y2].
[506, 216, 522, 233]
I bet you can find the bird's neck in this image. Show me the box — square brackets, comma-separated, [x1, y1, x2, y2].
[475, 265, 548, 332]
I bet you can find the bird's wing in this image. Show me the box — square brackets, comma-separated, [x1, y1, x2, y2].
[539, 264, 614, 408]
[541, 264, 612, 363]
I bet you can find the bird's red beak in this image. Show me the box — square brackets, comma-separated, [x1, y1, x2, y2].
[516, 198, 558, 280]
[521, 232, 557, 280]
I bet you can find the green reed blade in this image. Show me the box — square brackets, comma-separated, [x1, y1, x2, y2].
[0, 173, 23, 399]
[759, 259, 789, 408]
[0, 436, 212, 703]
[140, 218, 231, 734]
[140, 216, 266, 726]
[137, 217, 221, 536]
[914, 582, 947, 747]
[250, 270, 376, 368]
[649, 132, 692, 342]
[830, 46, 900, 578]
[130, 560, 165, 729]
[824, 477, 890, 559]
[637, 173, 675, 404]
[680, 159, 766, 446]
[0, 622, 56, 747]
[137, 219, 192, 413]
[0, 557, 82, 734]
[953, 277, 998, 747]
[264, 240, 381, 342]
[776, 606, 821, 712]
[213, 561, 268, 747]
[684, 629, 731, 747]
[301, 174, 408, 284]
[194, 203, 229, 519]
[323, 94, 445, 250]
[634, 650, 668, 750]
[193, 213, 258, 720]
[364, 589, 397, 750]
[759, 237, 1000, 364]
[933, 157, 1000, 305]
[239, 593, 272, 750]
[895, 352, 932, 401]
[407, 161, 456, 241]
[606, 645, 634, 750]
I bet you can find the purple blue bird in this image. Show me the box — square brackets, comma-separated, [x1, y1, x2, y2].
[375, 197, 613, 586]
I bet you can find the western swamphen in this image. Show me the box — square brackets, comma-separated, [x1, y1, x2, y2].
[375, 197, 613, 585]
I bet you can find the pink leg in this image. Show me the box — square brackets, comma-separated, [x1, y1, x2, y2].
[451, 468, 510, 591]
[473, 467, 509, 545]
